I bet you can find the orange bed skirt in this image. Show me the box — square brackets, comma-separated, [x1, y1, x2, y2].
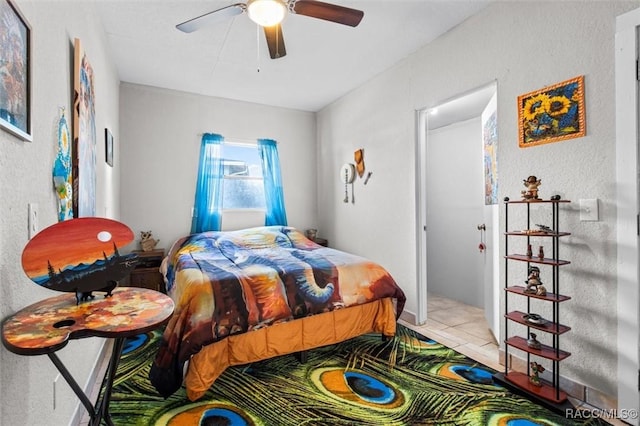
[184, 297, 398, 401]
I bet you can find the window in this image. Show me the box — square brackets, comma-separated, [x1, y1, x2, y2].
[192, 134, 286, 233]
[221, 143, 266, 210]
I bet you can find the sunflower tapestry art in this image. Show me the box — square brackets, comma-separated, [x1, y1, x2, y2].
[518, 75, 585, 148]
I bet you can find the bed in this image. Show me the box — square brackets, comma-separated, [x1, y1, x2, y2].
[149, 226, 406, 400]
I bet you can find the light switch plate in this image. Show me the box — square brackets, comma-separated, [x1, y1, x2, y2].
[579, 199, 598, 221]
[28, 202, 38, 239]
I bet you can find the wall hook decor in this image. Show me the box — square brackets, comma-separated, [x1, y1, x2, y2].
[364, 171, 372, 185]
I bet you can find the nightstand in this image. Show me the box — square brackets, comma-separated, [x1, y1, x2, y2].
[128, 249, 165, 293]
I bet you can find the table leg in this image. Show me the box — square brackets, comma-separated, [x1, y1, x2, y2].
[47, 337, 125, 426]
[93, 337, 125, 426]
[48, 352, 96, 419]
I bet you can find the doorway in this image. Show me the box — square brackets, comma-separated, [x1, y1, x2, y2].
[416, 82, 498, 340]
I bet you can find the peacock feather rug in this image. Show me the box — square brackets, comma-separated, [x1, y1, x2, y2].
[107, 325, 608, 425]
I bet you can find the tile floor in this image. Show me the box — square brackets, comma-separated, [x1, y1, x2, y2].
[399, 292, 501, 371]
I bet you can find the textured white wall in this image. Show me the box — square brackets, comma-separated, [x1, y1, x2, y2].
[0, 1, 121, 425]
[119, 83, 318, 251]
[317, 1, 639, 400]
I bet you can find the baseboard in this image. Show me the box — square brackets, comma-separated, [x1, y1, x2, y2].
[498, 348, 617, 412]
[69, 338, 114, 426]
[399, 309, 418, 325]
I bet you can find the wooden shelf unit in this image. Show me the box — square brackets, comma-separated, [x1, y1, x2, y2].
[505, 336, 571, 361]
[499, 196, 571, 405]
[505, 311, 571, 334]
[499, 371, 568, 404]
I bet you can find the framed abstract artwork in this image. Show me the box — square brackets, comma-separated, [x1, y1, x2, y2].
[105, 128, 113, 167]
[518, 75, 585, 148]
[0, 0, 31, 141]
[53, 109, 73, 221]
[72, 38, 97, 217]
[482, 93, 498, 205]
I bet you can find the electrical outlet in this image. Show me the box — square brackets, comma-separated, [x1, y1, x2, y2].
[28, 203, 38, 239]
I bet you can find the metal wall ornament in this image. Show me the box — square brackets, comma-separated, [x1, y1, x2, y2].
[0, 0, 32, 141]
[340, 163, 355, 203]
[518, 75, 585, 148]
[354, 148, 365, 178]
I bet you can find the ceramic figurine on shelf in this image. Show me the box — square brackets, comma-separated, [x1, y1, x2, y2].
[530, 362, 545, 387]
[305, 229, 318, 241]
[521, 175, 542, 200]
[527, 332, 542, 350]
[538, 245, 545, 259]
[524, 266, 543, 294]
[536, 224, 553, 234]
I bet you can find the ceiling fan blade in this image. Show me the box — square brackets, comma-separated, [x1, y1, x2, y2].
[264, 24, 287, 59]
[292, 0, 364, 27]
[176, 3, 245, 33]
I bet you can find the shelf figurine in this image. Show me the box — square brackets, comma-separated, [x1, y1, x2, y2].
[524, 266, 543, 294]
[538, 245, 545, 259]
[140, 231, 160, 252]
[529, 362, 545, 387]
[527, 332, 542, 350]
[535, 224, 553, 234]
[521, 175, 541, 200]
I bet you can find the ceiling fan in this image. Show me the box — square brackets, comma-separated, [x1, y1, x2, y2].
[176, 0, 364, 60]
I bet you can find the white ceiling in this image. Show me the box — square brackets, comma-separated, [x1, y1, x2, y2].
[94, 0, 491, 112]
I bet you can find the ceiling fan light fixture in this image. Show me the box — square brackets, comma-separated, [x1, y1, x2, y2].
[247, 0, 287, 27]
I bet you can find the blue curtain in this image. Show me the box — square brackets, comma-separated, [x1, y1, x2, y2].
[258, 138, 288, 226]
[191, 133, 224, 233]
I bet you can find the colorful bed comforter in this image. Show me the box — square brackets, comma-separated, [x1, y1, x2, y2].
[149, 226, 405, 397]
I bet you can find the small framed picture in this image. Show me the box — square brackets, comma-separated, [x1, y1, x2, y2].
[0, 0, 32, 141]
[105, 128, 113, 167]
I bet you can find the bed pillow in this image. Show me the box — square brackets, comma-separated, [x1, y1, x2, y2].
[215, 226, 293, 251]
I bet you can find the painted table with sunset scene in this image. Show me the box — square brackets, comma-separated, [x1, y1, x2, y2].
[21, 217, 139, 302]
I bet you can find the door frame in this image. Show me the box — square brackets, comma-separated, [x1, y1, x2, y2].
[414, 82, 498, 332]
[415, 109, 429, 325]
[615, 7, 640, 419]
